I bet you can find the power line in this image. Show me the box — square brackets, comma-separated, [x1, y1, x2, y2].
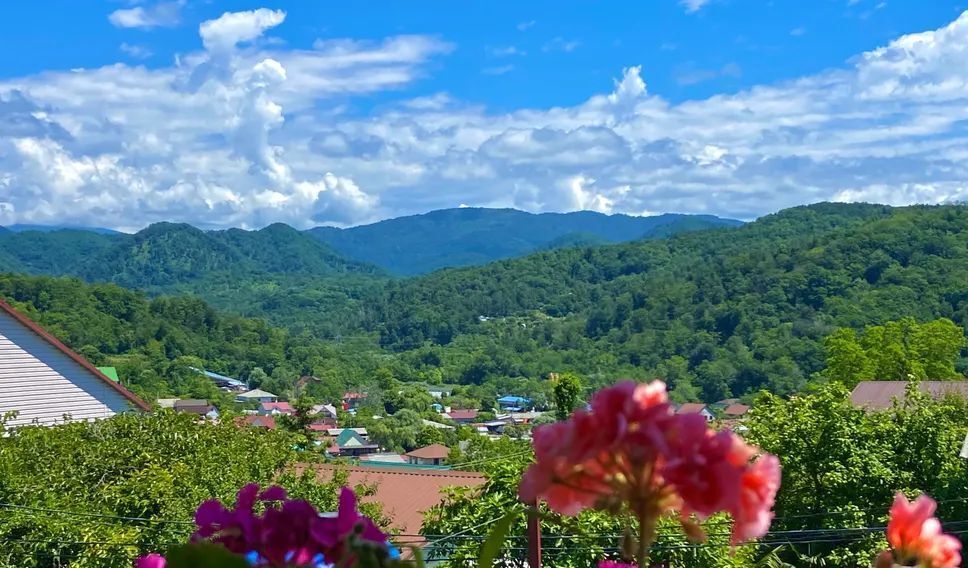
[0, 503, 194, 526]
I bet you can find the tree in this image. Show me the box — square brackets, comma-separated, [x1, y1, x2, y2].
[0, 412, 381, 568]
[552, 372, 583, 421]
[824, 318, 967, 385]
[822, 328, 872, 387]
[743, 382, 968, 566]
[279, 396, 318, 450]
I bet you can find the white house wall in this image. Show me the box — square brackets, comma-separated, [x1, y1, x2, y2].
[0, 311, 135, 428]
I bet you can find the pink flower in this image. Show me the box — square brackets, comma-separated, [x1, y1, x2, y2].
[887, 493, 961, 568]
[519, 379, 781, 553]
[663, 416, 743, 518]
[730, 452, 780, 544]
[135, 554, 166, 568]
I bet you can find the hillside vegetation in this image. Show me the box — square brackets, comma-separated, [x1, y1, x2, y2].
[308, 207, 741, 275]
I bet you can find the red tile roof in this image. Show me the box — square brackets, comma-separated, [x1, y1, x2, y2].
[723, 404, 750, 416]
[0, 299, 149, 411]
[850, 381, 968, 410]
[404, 444, 450, 460]
[241, 415, 277, 429]
[446, 409, 478, 420]
[676, 403, 708, 414]
[310, 465, 485, 537]
[260, 402, 294, 413]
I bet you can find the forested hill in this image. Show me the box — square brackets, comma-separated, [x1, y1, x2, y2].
[0, 273, 378, 405]
[308, 208, 742, 275]
[0, 222, 383, 288]
[369, 203, 968, 398]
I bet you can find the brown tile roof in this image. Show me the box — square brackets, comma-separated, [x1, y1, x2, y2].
[241, 415, 276, 429]
[850, 381, 968, 410]
[446, 409, 478, 420]
[723, 404, 750, 416]
[0, 299, 149, 411]
[676, 403, 708, 414]
[404, 444, 450, 460]
[310, 465, 485, 538]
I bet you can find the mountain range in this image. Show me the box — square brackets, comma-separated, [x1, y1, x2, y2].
[0, 208, 741, 280]
[307, 208, 742, 275]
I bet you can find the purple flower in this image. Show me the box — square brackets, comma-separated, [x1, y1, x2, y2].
[135, 554, 166, 568]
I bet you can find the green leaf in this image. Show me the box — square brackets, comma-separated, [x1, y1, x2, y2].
[477, 511, 518, 568]
[164, 543, 250, 568]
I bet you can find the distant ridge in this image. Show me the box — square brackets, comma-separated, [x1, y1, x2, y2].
[308, 208, 742, 275]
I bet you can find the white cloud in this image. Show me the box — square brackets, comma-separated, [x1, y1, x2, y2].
[790, 27, 806, 37]
[120, 43, 153, 59]
[199, 8, 286, 52]
[108, 1, 183, 29]
[542, 37, 580, 53]
[680, 0, 711, 14]
[3, 9, 968, 229]
[517, 20, 536, 31]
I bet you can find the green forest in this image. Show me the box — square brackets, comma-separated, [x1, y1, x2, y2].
[2, 202, 968, 406]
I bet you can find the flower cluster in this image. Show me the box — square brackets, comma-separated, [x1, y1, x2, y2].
[875, 492, 961, 568]
[137, 484, 388, 567]
[519, 380, 780, 545]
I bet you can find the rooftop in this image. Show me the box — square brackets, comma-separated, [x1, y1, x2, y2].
[404, 444, 450, 460]
[237, 388, 277, 399]
[676, 403, 708, 414]
[723, 404, 750, 416]
[445, 409, 478, 420]
[310, 465, 485, 537]
[850, 381, 968, 410]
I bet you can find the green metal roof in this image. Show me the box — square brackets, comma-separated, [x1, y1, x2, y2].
[96, 366, 119, 383]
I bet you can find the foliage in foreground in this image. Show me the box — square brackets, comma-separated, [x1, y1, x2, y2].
[0, 412, 378, 568]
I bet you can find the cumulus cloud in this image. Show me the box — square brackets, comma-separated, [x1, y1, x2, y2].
[3, 8, 968, 229]
[199, 8, 286, 52]
[108, 1, 183, 29]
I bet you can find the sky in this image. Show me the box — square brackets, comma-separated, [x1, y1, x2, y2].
[0, 1, 967, 231]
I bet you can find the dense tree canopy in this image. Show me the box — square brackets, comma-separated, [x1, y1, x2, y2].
[0, 412, 381, 568]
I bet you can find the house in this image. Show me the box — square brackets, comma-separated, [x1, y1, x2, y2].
[326, 427, 368, 438]
[359, 453, 408, 465]
[422, 418, 455, 430]
[444, 409, 478, 423]
[342, 391, 367, 410]
[173, 399, 219, 420]
[511, 411, 544, 424]
[404, 443, 450, 466]
[259, 401, 294, 416]
[330, 429, 380, 457]
[310, 465, 485, 542]
[497, 395, 531, 411]
[236, 389, 278, 404]
[850, 381, 968, 410]
[0, 299, 149, 428]
[311, 403, 338, 420]
[241, 415, 277, 429]
[675, 403, 714, 422]
[192, 368, 247, 392]
[723, 404, 750, 418]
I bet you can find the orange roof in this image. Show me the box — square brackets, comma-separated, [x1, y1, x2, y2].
[723, 404, 750, 416]
[676, 403, 708, 414]
[241, 415, 276, 429]
[404, 444, 450, 460]
[0, 299, 149, 411]
[310, 465, 485, 536]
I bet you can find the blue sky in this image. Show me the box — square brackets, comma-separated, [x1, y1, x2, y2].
[0, 1, 967, 230]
